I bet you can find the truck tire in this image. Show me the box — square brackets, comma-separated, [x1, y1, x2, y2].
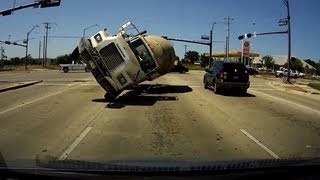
[294, 75, 298, 79]
[63, 67, 69, 73]
[85, 67, 90, 72]
[279, 73, 283, 78]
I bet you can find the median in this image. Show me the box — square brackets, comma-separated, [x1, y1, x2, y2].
[0, 80, 43, 93]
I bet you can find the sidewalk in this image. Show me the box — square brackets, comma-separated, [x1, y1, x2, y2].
[0, 80, 43, 93]
[270, 80, 320, 95]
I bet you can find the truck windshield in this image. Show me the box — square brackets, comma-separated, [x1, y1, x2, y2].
[129, 37, 156, 74]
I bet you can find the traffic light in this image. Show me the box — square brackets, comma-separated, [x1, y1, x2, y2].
[238, 35, 245, 40]
[39, 0, 61, 8]
[246, 33, 252, 38]
[4, 41, 11, 45]
[1, 10, 12, 16]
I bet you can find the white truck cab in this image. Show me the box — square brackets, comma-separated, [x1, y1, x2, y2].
[73, 22, 175, 100]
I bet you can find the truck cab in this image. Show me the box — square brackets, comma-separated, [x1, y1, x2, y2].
[74, 22, 175, 100]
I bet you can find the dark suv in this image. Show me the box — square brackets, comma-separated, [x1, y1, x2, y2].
[203, 62, 250, 94]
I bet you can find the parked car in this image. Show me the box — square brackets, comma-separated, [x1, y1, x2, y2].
[170, 64, 189, 73]
[298, 72, 305, 78]
[275, 69, 298, 79]
[203, 62, 250, 94]
[246, 67, 259, 76]
[60, 61, 90, 73]
[311, 74, 320, 79]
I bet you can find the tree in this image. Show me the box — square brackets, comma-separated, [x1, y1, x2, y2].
[283, 57, 304, 72]
[291, 57, 304, 72]
[200, 53, 209, 67]
[185, 51, 199, 64]
[304, 59, 317, 68]
[52, 54, 73, 65]
[262, 55, 274, 69]
[10, 57, 22, 65]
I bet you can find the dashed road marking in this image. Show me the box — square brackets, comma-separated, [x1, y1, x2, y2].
[240, 129, 280, 159]
[58, 127, 93, 160]
[249, 89, 320, 115]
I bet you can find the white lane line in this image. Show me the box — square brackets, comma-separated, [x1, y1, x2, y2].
[58, 127, 93, 160]
[249, 88, 275, 91]
[249, 89, 320, 115]
[0, 88, 70, 116]
[240, 129, 280, 159]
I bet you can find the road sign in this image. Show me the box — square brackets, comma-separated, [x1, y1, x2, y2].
[201, 35, 210, 40]
[243, 41, 250, 55]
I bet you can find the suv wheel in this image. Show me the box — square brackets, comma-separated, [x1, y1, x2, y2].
[240, 89, 247, 95]
[203, 79, 208, 89]
[213, 82, 220, 94]
[279, 74, 283, 78]
[85, 67, 90, 72]
[63, 67, 69, 73]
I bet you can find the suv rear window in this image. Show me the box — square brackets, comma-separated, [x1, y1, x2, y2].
[223, 63, 246, 73]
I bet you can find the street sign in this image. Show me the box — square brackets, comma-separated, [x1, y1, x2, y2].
[243, 41, 250, 55]
[201, 35, 210, 40]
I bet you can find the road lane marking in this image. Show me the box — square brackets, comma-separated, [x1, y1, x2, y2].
[0, 89, 70, 116]
[240, 129, 280, 159]
[249, 89, 320, 115]
[249, 88, 275, 91]
[0, 83, 81, 116]
[58, 127, 93, 160]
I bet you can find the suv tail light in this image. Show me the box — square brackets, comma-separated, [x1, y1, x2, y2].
[219, 70, 224, 78]
[219, 70, 228, 79]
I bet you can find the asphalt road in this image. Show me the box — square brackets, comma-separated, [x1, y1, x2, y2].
[0, 70, 319, 167]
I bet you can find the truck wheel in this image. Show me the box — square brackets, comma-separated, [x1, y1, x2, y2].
[63, 67, 69, 73]
[85, 67, 90, 72]
[104, 92, 116, 102]
[279, 74, 283, 78]
[294, 75, 297, 79]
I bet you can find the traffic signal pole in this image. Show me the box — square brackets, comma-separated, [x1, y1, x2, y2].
[285, 0, 292, 83]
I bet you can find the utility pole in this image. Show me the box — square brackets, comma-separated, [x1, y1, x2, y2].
[0, 46, 4, 60]
[38, 40, 41, 64]
[42, 36, 45, 67]
[25, 25, 39, 70]
[224, 16, 233, 61]
[184, 45, 188, 59]
[43, 22, 53, 67]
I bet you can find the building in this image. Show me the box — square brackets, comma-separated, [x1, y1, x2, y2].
[253, 55, 316, 70]
[204, 50, 260, 66]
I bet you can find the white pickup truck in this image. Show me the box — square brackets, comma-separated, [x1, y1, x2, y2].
[60, 61, 90, 73]
[275, 68, 299, 79]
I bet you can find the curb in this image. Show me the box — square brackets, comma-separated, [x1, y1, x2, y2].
[0, 80, 43, 93]
[269, 81, 320, 95]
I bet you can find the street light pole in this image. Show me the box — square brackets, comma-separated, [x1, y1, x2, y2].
[83, 24, 98, 38]
[25, 25, 39, 70]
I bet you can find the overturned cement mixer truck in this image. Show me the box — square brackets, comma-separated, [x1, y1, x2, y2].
[71, 22, 177, 101]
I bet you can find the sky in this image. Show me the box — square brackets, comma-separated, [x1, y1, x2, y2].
[0, 0, 319, 61]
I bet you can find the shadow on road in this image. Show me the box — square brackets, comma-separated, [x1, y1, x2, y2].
[218, 91, 256, 97]
[92, 84, 192, 109]
[129, 84, 193, 94]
